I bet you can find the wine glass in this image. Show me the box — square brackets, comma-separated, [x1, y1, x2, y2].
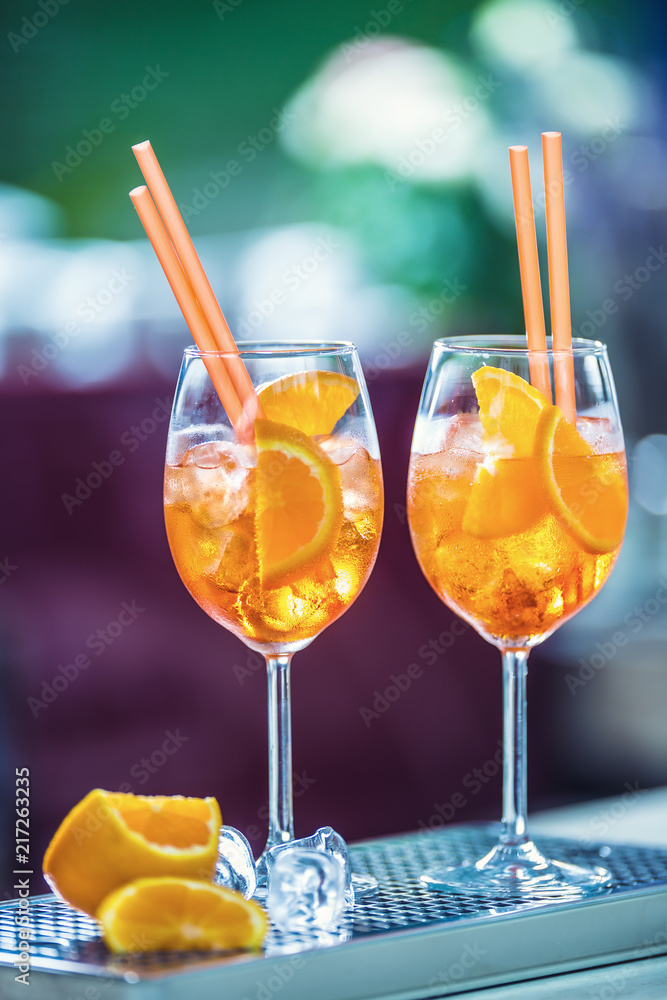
[164, 342, 383, 888]
[407, 336, 628, 898]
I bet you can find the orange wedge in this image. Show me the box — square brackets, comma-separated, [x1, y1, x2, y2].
[255, 418, 343, 589]
[462, 458, 546, 538]
[473, 366, 550, 457]
[257, 370, 359, 436]
[536, 406, 628, 554]
[98, 877, 267, 954]
[43, 790, 221, 917]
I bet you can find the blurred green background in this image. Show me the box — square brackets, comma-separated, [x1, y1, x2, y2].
[0, 0, 659, 346]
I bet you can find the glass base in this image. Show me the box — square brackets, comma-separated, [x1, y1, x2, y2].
[421, 839, 612, 900]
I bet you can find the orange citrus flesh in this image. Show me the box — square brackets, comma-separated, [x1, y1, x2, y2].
[98, 877, 268, 954]
[536, 405, 628, 555]
[257, 370, 359, 436]
[462, 459, 547, 538]
[472, 366, 550, 457]
[463, 366, 551, 539]
[43, 790, 221, 917]
[255, 418, 343, 589]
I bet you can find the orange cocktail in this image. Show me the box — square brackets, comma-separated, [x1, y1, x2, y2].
[407, 337, 628, 898]
[164, 344, 384, 871]
[165, 426, 383, 649]
[409, 367, 627, 648]
[130, 143, 384, 887]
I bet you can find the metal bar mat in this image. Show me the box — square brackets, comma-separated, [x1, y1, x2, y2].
[3, 824, 667, 1000]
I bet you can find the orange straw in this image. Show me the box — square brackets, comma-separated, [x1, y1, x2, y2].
[129, 185, 248, 435]
[131, 140, 261, 426]
[542, 131, 576, 424]
[508, 146, 552, 403]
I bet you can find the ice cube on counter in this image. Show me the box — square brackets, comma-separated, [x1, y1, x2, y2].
[267, 849, 346, 933]
[214, 826, 257, 900]
[265, 826, 352, 901]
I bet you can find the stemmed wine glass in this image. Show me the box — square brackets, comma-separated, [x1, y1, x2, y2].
[164, 342, 383, 887]
[407, 336, 628, 898]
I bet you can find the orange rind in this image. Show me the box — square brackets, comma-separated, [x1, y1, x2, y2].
[472, 366, 550, 457]
[42, 790, 221, 917]
[257, 370, 359, 436]
[535, 406, 627, 555]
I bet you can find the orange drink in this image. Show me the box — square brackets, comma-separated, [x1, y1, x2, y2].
[407, 337, 628, 898]
[408, 367, 627, 647]
[164, 344, 383, 870]
[165, 432, 383, 649]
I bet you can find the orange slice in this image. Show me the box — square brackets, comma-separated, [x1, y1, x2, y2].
[43, 790, 221, 917]
[536, 406, 628, 554]
[473, 366, 550, 457]
[257, 370, 359, 436]
[98, 877, 267, 953]
[255, 418, 343, 589]
[462, 458, 546, 538]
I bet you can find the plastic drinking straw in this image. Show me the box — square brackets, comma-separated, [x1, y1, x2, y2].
[508, 145, 552, 403]
[129, 185, 248, 435]
[542, 131, 576, 424]
[132, 140, 261, 425]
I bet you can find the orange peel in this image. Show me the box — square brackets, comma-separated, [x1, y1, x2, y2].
[42, 790, 221, 917]
[536, 405, 627, 554]
[472, 366, 550, 457]
[257, 370, 359, 436]
[98, 876, 267, 954]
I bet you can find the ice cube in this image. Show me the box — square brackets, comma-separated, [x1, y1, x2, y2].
[211, 526, 257, 592]
[440, 448, 480, 480]
[181, 441, 253, 528]
[336, 446, 383, 521]
[214, 826, 257, 900]
[264, 826, 352, 901]
[236, 444, 258, 469]
[185, 441, 230, 469]
[444, 413, 484, 456]
[319, 436, 357, 466]
[267, 849, 346, 933]
[163, 464, 188, 506]
[577, 413, 623, 453]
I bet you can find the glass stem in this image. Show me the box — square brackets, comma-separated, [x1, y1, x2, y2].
[501, 648, 530, 847]
[265, 654, 294, 851]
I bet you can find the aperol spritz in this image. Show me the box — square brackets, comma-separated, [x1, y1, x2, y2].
[165, 343, 383, 875]
[408, 337, 627, 897]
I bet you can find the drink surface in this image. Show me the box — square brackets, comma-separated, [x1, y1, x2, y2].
[165, 436, 383, 648]
[408, 412, 628, 648]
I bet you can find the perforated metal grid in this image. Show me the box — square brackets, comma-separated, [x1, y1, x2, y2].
[3, 824, 667, 981]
